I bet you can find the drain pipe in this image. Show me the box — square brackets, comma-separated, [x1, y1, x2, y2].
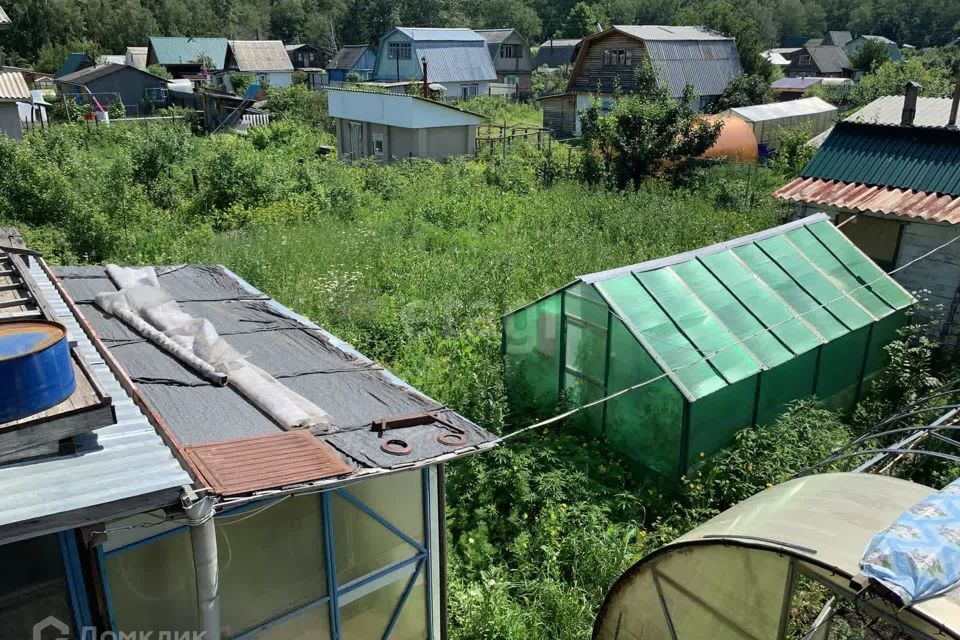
[183, 489, 221, 639]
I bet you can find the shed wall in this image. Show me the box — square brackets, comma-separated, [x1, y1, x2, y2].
[0, 102, 22, 140]
[542, 94, 576, 138]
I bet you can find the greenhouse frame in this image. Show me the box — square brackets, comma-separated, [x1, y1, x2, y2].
[503, 214, 914, 480]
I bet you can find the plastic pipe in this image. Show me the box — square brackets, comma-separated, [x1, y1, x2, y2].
[184, 493, 221, 639]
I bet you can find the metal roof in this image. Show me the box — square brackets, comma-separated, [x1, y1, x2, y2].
[395, 27, 484, 42]
[0, 258, 191, 542]
[54, 52, 94, 78]
[762, 50, 790, 65]
[0, 5, 10, 26]
[228, 40, 294, 72]
[327, 44, 373, 70]
[533, 39, 580, 68]
[54, 265, 496, 499]
[575, 214, 914, 400]
[476, 29, 516, 44]
[326, 86, 484, 127]
[644, 38, 742, 99]
[97, 54, 125, 65]
[417, 41, 497, 83]
[771, 76, 825, 90]
[728, 96, 836, 122]
[55, 63, 168, 86]
[775, 177, 960, 224]
[126, 46, 148, 68]
[148, 36, 228, 69]
[0, 70, 29, 101]
[613, 25, 732, 41]
[824, 30, 853, 46]
[802, 121, 960, 197]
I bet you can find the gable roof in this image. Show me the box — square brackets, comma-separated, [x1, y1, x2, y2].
[285, 43, 318, 53]
[326, 86, 484, 127]
[573, 213, 912, 401]
[227, 40, 294, 72]
[476, 28, 517, 44]
[394, 27, 484, 42]
[801, 121, 960, 197]
[824, 30, 852, 46]
[848, 95, 957, 129]
[54, 63, 168, 86]
[574, 25, 741, 99]
[55, 52, 95, 78]
[149, 36, 228, 69]
[0, 5, 10, 27]
[800, 45, 852, 74]
[0, 70, 29, 101]
[534, 38, 580, 68]
[327, 44, 373, 70]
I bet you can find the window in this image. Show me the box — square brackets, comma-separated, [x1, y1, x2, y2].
[373, 133, 385, 158]
[388, 42, 412, 60]
[500, 44, 517, 58]
[603, 49, 633, 67]
[461, 84, 479, 98]
[799, 54, 812, 65]
[0, 535, 76, 638]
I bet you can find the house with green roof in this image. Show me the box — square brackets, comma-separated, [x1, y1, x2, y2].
[776, 85, 960, 345]
[503, 214, 913, 481]
[146, 37, 228, 79]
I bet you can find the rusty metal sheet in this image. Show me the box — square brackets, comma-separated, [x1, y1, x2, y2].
[184, 431, 353, 496]
[775, 177, 960, 225]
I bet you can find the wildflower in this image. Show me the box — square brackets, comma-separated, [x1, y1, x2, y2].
[468, 537, 475, 544]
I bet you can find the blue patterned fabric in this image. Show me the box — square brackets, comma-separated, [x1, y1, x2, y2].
[860, 478, 960, 605]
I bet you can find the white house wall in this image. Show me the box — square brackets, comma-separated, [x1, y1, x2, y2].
[0, 102, 23, 140]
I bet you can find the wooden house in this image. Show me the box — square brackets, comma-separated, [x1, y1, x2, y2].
[147, 36, 228, 79]
[784, 44, 853, 78]
[540, 25, 742, 138]
[55, 64, 169, 116]
[476, 29, 534, 92]
[776, 86, 960, 346]
[218, 40, 294, 92]
[372, 28, 497, 98]
[327, 87, 483, 162]
[285, 43, 324, 69]
[326, 44, 377, 82]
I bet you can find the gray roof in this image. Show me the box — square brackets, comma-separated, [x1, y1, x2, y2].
[228, 40, 294, 72]
[613, 25, 733, 41]
[859, 34, 896, 45]
[0, 5, 9, 26]
[0, 70, 29, 101]
[395, 27, 484, 41]
[476, 28, 516, 44]
[416, 40, 498, 83]
[54, 265, 496, 490]
[533, 39, 580, 68]
[605, 26, 742, 99]
[97, 54, 125, 65]
[808, 95, 960, 147]
[0, 258, 191, 542]
[327, 44, 372, 71]
[824, 30, 852, 46]
[804, 45, 852, 73]
[55, 63, 168, 86]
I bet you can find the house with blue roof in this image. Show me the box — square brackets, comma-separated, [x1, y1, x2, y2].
[54, 52, 95, 79]
[372, 27, 497, 98]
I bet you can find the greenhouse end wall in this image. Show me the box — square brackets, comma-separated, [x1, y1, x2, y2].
[504, 290, 910, 484]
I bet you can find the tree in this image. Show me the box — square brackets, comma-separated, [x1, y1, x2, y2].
[147, 64, 174, 80]
[579, 61, 723, 188]
[853, 57, 953, 107]
[709, 73, 773, 111]
[677, 1, 775, 80]
[560, 2, 599, 39]
[851, 38, 891, 71]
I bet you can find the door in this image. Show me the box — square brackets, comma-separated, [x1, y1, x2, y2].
[348, 121, 364, 160]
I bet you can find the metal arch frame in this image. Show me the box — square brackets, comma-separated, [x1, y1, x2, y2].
[96, 467, 438, 640]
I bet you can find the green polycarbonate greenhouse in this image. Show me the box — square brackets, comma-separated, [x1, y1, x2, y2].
[503, 214, 915, 480]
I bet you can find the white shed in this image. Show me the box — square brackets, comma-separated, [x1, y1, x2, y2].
[725, 96, 837, 151]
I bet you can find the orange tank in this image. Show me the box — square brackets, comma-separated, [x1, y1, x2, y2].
[698, 115, 759, 163]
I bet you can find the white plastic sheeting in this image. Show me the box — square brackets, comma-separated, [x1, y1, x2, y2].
[95, 265, 333, 432]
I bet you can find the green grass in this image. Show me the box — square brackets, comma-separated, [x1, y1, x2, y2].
[0, 121, 895, 638]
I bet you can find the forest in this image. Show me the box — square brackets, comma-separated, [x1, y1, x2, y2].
[0, 0, 958, 71]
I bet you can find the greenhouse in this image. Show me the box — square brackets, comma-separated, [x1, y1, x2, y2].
[502, 214, 914, 480]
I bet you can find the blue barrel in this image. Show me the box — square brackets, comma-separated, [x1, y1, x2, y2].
[0, 320, 76, 423]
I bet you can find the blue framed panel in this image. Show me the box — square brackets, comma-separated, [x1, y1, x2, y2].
[98, 467, 440, 640]
[58, 530, 94, 632]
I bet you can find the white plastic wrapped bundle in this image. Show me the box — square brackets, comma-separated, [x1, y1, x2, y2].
[95, 265, 333, 432]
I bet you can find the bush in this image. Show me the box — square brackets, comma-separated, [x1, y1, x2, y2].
[767, 124, 816, 177]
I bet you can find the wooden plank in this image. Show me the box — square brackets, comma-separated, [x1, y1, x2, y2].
[10, 254, 59, 323]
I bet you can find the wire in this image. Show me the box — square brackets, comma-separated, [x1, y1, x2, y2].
[495, 229, 960, 445]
